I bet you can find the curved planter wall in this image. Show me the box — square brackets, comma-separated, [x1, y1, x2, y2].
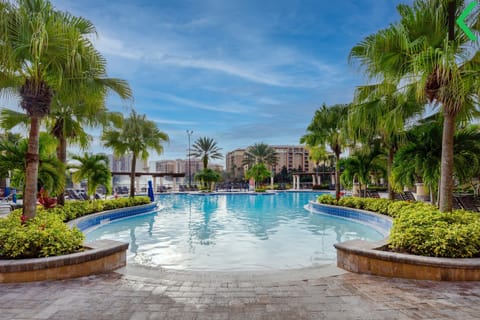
[0, 203, 157, 283]
[311, 202, 480, 281]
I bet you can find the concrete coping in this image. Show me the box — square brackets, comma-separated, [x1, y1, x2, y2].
[0, 239, 128, 273]
[334, 239, 480, 269]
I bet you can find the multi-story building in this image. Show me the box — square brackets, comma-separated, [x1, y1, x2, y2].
[109, 154, 148, 172]
[226, 148, 247, 180]
[272, 145, 310, 174]
[226, 145, 310, 179]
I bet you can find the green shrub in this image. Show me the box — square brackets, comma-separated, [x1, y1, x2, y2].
[317, 194, 337, 205]
[390, 208, 480, 258]
[255, 187, 267, 192]
[316, 196, 480, 258]
[0, 210, 84, 259]
[56, 196, 151, 222]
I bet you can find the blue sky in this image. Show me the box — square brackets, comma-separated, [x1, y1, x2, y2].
[8, 0, 415, 164]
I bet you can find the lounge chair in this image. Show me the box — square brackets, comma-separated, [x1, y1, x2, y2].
[455, 195, 479, 212]
[366, 190, 380, 198]
[402, 191, 416, 201]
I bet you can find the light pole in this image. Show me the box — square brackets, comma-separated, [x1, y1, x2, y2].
[186, 130, 193, 187]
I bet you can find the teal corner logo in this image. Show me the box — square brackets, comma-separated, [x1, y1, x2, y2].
[456, 1, 478, 41]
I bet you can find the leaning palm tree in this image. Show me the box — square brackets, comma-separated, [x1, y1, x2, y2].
[349, 0, 480, 211]
[69, 153, 112, 200]
[301, 104, 350, 200]
[102, 111, 169, 197]
[190, 137, 223, 170]
[0, 0, 120, 218]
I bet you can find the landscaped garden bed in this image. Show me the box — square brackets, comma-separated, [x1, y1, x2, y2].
[316, 195, 480, 280]
[0, 197, 151, 283]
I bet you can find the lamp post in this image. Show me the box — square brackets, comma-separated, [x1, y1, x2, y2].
[186, 130, 193, 187]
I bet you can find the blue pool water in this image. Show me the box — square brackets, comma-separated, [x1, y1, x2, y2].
[86, 192, 384, 271]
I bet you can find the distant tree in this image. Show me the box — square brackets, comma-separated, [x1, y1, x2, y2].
[190, 137, 223, 170]
[245, 163, 272, 189]
[195, 168, 221, 191]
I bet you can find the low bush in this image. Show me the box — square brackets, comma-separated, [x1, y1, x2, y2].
[58, 196, 151, 222]
[0, 210, 84, 259]
[390, 208, 480, 258]
[315, 195, 480, 258]
[255, 187, 267, 192]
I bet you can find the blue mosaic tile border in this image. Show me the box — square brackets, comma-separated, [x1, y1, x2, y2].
[69, 203, 158, 232]
[309, 202, 392, 237]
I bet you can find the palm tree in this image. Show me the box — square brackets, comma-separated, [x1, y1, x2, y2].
[339, 141, 385, 197]
[349, 0, 480, 211]
[0, 0, 119, 218]
[102, 111, 169, 197]
[301, 104, 349, 200]
[348, 83, 422, 199]
[245, 163, 272, 189]
[392, 119, 480, 204]
[0, 133, 64, 197]
[69, 153, 112, 200]
[194, 168, 221, 191]
[305, 144, 328, 186]
[190, 137, 223, 170]
[243, 143, 277, 188]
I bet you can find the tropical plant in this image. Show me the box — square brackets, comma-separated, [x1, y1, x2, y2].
[190, 137, 223, 170]
[194, 168, 221, 191]
[0, 0, 123, 218]
[0, 133, 64, 196]
[392, 119, 480, 203]
[349, 0, 480, 211]
[102, 110, 169, 197]
[339, 141, 386, 197]
[69, 153, 112, 200]
[243, 143, 277, 166]
[305, 144, 328, 186]
[348, 83, 421, 199]
[301, 103, 350, 200]
[245, 163, 272, 189]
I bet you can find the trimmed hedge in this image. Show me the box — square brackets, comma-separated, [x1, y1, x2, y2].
[45, 196, 151, 222]
[0, 196, 151, 259]
[316, 195, 480, 258]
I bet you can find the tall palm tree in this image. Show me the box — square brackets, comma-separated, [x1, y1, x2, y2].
[0, 0, 118, 218]
[0, 132, 64, 196]
[301, 104, 349, 200]
[243, 143, 277, 166]
[348, 83, 421, 199]
[69, 153, 112, 200]
[190, 137, 223, 170]
[102, 110, 169, 197]
[350, 0, 480, 211]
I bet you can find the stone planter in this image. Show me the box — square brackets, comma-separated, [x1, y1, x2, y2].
[0, 240, 128, 283]
[415, 182, 430, 202]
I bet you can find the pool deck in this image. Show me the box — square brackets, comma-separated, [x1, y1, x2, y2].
[1, 264, 479, 319]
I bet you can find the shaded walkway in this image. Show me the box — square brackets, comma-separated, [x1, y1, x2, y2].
[1, 266, 479, 319]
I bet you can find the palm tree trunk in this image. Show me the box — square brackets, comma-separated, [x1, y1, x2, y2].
[130, 154, 136, 198]
[203, 156, 208, 170]
[387, 147, 394, 200]
[335, 151, 341, 200]
[23, 116, 41, 219]
[439, 112, 455, 212]
[56, 133, 67, 206]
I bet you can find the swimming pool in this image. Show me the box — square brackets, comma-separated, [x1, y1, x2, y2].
[85, 192, 384, 271]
